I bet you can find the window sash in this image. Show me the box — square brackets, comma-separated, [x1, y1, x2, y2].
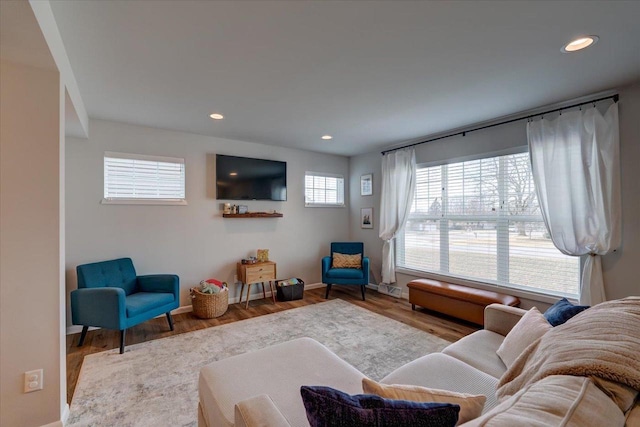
[305, 172, 345, 207]
[398, 152, 579, 298]
[104, 152, 186, 203]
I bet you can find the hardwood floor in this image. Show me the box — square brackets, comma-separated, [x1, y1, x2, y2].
[66, 286, 479, 403]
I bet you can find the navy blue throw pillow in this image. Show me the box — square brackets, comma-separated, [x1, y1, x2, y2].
[300, 385, 459, 427]
[544, 298, 589, 326]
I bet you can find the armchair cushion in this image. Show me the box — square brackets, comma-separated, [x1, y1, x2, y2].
[126, 292, 175, 318]
[332, 253, 362, 269]
[325, 268, 365, 280]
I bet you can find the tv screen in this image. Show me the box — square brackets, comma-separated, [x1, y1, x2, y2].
[216, 155, 287, 201]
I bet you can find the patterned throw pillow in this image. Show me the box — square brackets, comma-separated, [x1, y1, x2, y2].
[543, 298, 589, 326]
[332, 252, 362, 269]
[301, 385, 459, 427]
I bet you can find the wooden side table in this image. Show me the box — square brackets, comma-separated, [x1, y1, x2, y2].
[237, 261, 277, 309]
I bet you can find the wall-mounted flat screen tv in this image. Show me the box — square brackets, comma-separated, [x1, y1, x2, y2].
[216, 154, 287, 201]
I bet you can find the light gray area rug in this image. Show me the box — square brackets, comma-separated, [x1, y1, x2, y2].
[68, 299, 451, 427]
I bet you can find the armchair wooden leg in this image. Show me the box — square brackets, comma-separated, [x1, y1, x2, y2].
[361, 285, 366, 301]
[166, 312, 175, 331]
[325, 284, 332, 299]
[120, 329, 126, 354]
[78, 326, 89, 347]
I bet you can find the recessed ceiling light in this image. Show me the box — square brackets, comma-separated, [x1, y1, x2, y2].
[209, 113, 224, 120]
[229, 172, 237, 176]
[321, 135, 333, 140]
[562, 35, 599, 53]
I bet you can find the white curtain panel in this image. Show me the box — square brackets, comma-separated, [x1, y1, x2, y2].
[379, 148, 416, 284]
[527, 102, 621, 305]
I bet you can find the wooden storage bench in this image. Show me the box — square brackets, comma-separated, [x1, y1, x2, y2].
[407, 278, 520, 325]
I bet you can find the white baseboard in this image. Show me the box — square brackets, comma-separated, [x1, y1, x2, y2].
[377, 283, 404, 298]
[66, 283, 329, 335]
[62, 403, 69, 426]
[40, 420, 64, 427]
[66, 325, 99, 335]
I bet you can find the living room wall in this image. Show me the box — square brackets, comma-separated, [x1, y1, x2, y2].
[65, 119, 350, 330]
[1, 60, 65, 427]
[350, 81, 640, 307]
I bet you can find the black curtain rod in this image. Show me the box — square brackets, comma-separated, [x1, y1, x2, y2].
[381, 94, 619, 155]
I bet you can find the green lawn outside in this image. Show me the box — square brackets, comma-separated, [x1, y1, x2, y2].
[402, 246, 579, 296]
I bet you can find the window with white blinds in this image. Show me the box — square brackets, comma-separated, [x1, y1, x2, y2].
[397, 152, 580, 298]
[304, 172, 345, 207]
[103, 152, 186, 205]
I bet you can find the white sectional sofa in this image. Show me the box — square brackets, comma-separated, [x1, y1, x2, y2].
[198, 303, 637, 427]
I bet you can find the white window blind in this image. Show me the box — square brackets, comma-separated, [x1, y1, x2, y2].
[398, 152, 580, 298]
[304, 172, 345, 207]
[103, 152, 186, 205]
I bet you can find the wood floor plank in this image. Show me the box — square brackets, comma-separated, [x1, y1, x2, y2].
[66, 287, 479, 403]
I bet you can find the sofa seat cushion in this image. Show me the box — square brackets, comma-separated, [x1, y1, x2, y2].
[199, 337, 365, 427]
[325, 268, 365, 280]
[462, 375, 625, 427]
[125, 292, 174, 318]
[443, 330, 506, 379]
[381, 353, 499, 413]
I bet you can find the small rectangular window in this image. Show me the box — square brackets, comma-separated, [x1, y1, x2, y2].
[103, 151, 186, 205]
[305, 172, 345, 207]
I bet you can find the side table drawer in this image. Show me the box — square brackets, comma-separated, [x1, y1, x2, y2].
[245, 265, 276, 283]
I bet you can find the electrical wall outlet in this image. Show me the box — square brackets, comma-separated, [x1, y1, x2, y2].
[24, 369, 43, 393]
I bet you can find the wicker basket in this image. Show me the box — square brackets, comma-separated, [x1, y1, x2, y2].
[190, 287, 229, 319]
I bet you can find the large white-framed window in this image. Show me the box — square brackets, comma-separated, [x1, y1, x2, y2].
[304, 171, 345, 207]
[103, 151, 186, 205]
[397, 151, 580, 298]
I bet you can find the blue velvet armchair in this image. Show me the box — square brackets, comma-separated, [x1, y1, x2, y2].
[322, 242, 370, 300]
[71, 258, 179, 353]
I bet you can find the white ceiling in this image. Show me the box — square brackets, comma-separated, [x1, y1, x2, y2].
[48, 1, 640, 157]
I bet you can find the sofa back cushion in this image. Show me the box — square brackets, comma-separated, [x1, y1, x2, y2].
[77, 258, 137, 295]
[462, 375, 624, 427]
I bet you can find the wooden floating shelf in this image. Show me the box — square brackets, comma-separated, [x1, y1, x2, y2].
[223, 212, 283, 218]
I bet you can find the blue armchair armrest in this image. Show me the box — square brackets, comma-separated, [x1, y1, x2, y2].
[71, 287, 126, 330]
[137, 274, 179, 297]
[362, 257, 370, 276]
[321, 256, 332, 273]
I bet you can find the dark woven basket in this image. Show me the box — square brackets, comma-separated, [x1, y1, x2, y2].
[275, 278, 305, 301]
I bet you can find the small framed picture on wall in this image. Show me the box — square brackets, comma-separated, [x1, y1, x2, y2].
[360, 173, 373, 196]
[361, 207, 373, 229]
